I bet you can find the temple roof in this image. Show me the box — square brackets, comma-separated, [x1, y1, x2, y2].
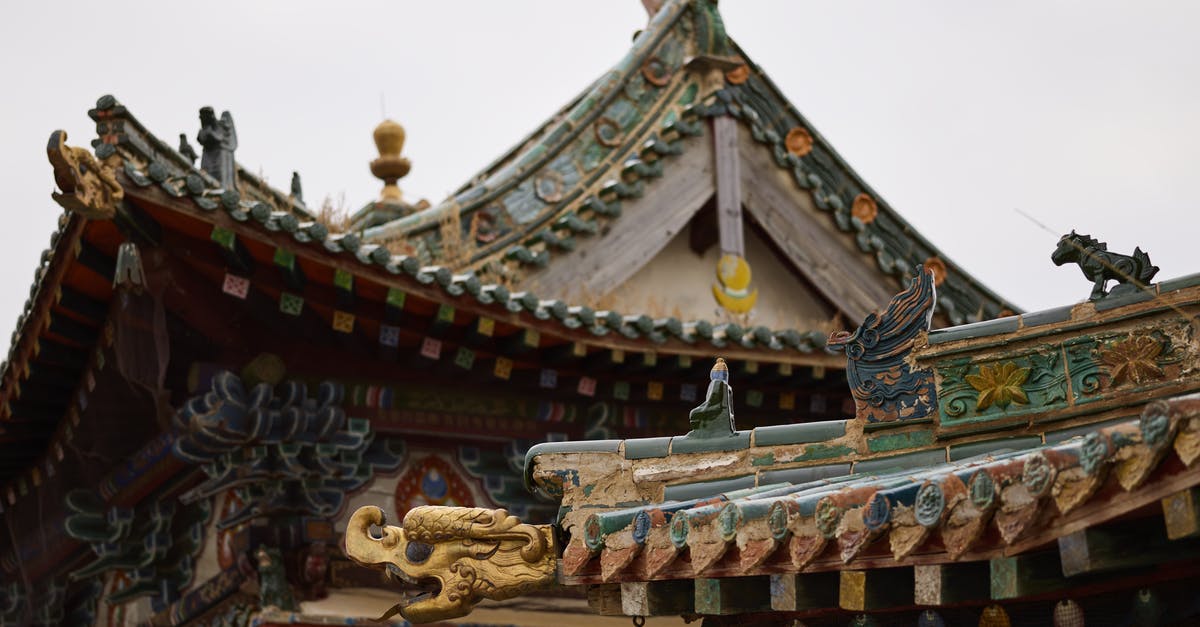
[0, 92, 852, 490]
[356, 0, 1020, 325]
[544, 393, 1200, 584]
[519, 269, 1200, 609]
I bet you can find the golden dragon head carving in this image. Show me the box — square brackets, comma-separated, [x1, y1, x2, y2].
[344, 505, 556, 623]
[47, 130, 123, 220]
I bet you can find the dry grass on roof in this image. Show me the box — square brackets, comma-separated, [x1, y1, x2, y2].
[314, 193, 351, 233]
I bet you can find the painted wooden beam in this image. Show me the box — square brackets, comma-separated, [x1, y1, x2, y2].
[990, 552, 1067, 600]
[620, 580, 694, 616]
[769, 571, 838, 612]
[1162, 488, 1200, 540]
[914, 562, 990, 606]
[839, 568, 914, 611]
[694, 576, 771, 615]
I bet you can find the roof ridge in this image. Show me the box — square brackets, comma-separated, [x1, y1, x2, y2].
[68, 96, 836, 356]
[359, 0, 695, 243]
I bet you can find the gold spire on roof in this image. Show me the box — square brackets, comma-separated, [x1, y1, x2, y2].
[370, 119, 410, 202]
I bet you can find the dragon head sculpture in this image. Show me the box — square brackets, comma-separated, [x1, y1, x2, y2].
[344, 505, 556, 623]
[47, 130, 123, 220]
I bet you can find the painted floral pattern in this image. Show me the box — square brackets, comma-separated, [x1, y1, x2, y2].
[1099, 335, 1164, 386]
[965, 362, 1030, 411]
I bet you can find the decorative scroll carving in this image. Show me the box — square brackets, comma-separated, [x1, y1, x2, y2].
[1051, 230, 1159, 300]
[344, 505, 555, 623]
[829, 269, 937, 423]
[172, 371, 403, 529]
[46, 130, 123, 219]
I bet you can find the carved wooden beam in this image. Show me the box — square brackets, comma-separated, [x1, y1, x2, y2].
[989, 551, 1068, 600]
[769, 571, 839, 612]
[587, 584, 624, 616]
[913, 562, 990, 606]
[694, 576, 771, 615]
[838, 568, 914, 611]
[1058, 517, 1200, 577]
[620, 580, 694, 616]
[1162, 487, 1200, 540]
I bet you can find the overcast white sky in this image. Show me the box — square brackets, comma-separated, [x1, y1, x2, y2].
[2, 1, 1198, 344]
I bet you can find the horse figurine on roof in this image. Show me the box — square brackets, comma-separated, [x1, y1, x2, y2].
[1051, 231, 1159, 300]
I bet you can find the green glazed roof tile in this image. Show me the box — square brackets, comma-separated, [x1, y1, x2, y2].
[624, 436, 673, 460]
[947, 436, 1043, 461]
[752, 420, 848, 447]
[852, 449, 947, 475]
[1158, 272, 1200, 294]
[662, 474, 755, 502]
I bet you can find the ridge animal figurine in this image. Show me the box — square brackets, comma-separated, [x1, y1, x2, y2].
[1051, 231, 1159, 300]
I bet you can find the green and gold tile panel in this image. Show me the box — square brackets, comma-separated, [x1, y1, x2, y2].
[923, 291, 1200, 432]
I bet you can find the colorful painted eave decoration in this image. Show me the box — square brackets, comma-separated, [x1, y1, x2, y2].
[553, 392, 1200, 584]
[917, 272, 1200, 433]
[171, 370, 404, 529]
[519, 269, 1200, 587]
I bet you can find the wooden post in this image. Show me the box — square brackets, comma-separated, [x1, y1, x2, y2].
[990, 552, 1067, 600]
[712, 116, 743, 258]
[839, 568, 914, 611]
[620, 580, 694, 616]
[914, 562, 991, 606]
[770, 572, 839, 612]
[1162, 488, 1200, 540]
[694, 576, 771, 615]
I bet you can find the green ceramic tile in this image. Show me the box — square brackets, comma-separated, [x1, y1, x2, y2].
[1043, 416, 1134, 444]
[663, 475, 755, 501]
[1094, 289, 1154, 311]
[624, 437, 672, 460]
[758, 464, 851, 486]
[1020, 305, 1074, 328]
[867, 429, 935, 453]
[753, 420, 848, 447]
[927, 316, 1020, 345]
[1158, 272, 1200, 294]
[853, 449, 946, 475]
[948, 436, 1043, 461]
[785, 443, 855, 462]
[671, 431, 751, 454]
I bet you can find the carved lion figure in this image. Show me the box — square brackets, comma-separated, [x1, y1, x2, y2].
[344, 505, 555, 623]
[47, 130, 123, 220]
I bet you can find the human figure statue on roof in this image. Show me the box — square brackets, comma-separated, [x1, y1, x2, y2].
[686, 358, 736, 439]
[197, 106, 238, 189]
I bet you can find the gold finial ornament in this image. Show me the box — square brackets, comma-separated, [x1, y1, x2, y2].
[371, 119, 411, 202]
